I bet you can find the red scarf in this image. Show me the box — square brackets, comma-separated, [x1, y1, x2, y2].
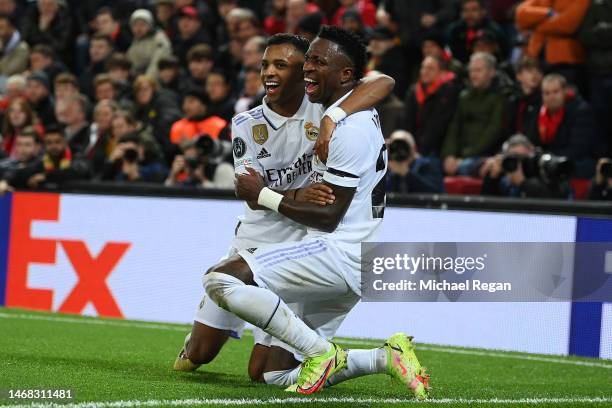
[415, 72, 455, 106]
[43, 147, 72, 173]
[538, 105, 565, 145]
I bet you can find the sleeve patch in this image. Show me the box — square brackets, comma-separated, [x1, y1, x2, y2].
[233, 137, 247, 158]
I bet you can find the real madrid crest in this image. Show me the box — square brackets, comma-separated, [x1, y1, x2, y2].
[304, 122, 319, 141]
[252, 124, 268, 145]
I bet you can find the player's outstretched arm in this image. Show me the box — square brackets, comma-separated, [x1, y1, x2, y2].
[236, 168, 354, 233]
[316, 73, 394, 161]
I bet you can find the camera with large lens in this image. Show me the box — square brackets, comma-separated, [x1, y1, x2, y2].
[185, 156, 200, 170]
[123, 148, 139, 163]
[538, 153, 574, 183]
[502, 151, 573, 183]
[388, 139, 412, 162]
[195, 134, 232, 160]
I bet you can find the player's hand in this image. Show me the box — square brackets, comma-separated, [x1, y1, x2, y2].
[314, 116, 336, 163]
[235, 167, 265, 202]
[296, 183, 335, 206]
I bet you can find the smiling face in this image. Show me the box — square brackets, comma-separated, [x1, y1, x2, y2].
[303, 37, 352, 105]
[260, 43, 305, 106]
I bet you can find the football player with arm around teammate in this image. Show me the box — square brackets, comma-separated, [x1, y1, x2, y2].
[174, 33, 395, 383]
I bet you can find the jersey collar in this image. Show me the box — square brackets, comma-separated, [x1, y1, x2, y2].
[262, 95, 309, 130]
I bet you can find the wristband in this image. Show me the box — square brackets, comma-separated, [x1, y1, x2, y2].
[325, 106, 347, 124]
[257, 187, 284, 211]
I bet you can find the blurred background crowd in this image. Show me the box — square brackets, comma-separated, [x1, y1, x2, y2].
[0, 0, 611, 200]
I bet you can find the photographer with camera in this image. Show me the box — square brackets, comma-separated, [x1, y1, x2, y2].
[481, 134, 573, 199]
[588, 158, 612, 200]
[101, 132, 167, 183]
[165, 135, 234, 189]
[385, 130, 444, 194]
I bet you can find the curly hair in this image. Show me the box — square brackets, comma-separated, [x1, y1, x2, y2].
[266, 33, 310, 55]
[317, 25, 366, 81]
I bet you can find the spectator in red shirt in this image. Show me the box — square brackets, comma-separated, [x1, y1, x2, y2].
[332, 0, 377, 28]
[264, 0, 287, 35]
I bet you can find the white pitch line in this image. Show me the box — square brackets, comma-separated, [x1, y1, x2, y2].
[2, 312, 611, 370]
[2, 397, 612, 408]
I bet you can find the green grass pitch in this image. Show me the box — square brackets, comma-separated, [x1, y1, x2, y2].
[1, 308, 611, 408]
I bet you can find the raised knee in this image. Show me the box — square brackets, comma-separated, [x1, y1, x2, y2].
[203, 271, 230, 308]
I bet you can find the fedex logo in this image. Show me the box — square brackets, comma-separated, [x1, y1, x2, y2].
[5, 193, 130, 318]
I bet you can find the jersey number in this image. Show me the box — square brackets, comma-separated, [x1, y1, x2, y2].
[372, 144, 387, 219]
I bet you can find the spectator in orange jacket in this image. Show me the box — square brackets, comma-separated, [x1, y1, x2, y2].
[516, 0, 591, 89]
[170, 88, 229, 146]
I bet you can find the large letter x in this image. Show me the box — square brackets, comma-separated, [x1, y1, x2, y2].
[58, 240, 130, 318]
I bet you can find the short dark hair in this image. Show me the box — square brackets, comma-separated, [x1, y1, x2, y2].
[31, 44, 54, 58]
[516, 57, 542, 74]
[158, 56, 180, 70]
[91, 33, 114, 47]
[187, 44, 213, 62]
[317, 25, 366, 81]
[266, 33, 310, 55]
[44, 123, 64, 137]
[96, 6, 115, 19]
[208, 68, 230, 85]
[106, 53, 132, 71]
[54, 72, 79, 88]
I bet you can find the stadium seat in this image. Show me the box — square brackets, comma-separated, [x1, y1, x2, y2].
[570, 178, 592, 200]
[444, 176, 484, 195]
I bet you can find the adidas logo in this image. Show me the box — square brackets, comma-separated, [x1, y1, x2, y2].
[257, 148, 271, 159]
[246, 248, 257, 253]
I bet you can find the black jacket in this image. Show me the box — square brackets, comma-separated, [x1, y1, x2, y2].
[136, 90, 182, 162]
[525, 96, 603, 178]
[578, 0, 612, 76]
[21, 5, 74, 65]
[446, 17, 509, 64]
[66, 124, 92, 155]
[384, 0, 456, 49]
[510, 90, 541, 136]
[32, 96, 56, 127]
[172, 28, 212, 67]
[404, 81, 460, 156]
[374, 45, 413, 98]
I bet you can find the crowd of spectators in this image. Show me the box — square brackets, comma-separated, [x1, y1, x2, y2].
[0, 0, 611, 201]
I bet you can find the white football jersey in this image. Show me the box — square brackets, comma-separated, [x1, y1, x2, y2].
[307, 91, 388, 246]
[231, 96, 325, 250]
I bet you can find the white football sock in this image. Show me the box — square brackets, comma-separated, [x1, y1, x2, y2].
[204, 272, 330, 358]
[263, 368, 300, 386]
[325, 348, 387, 386]
[264, 348, 388, 387]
